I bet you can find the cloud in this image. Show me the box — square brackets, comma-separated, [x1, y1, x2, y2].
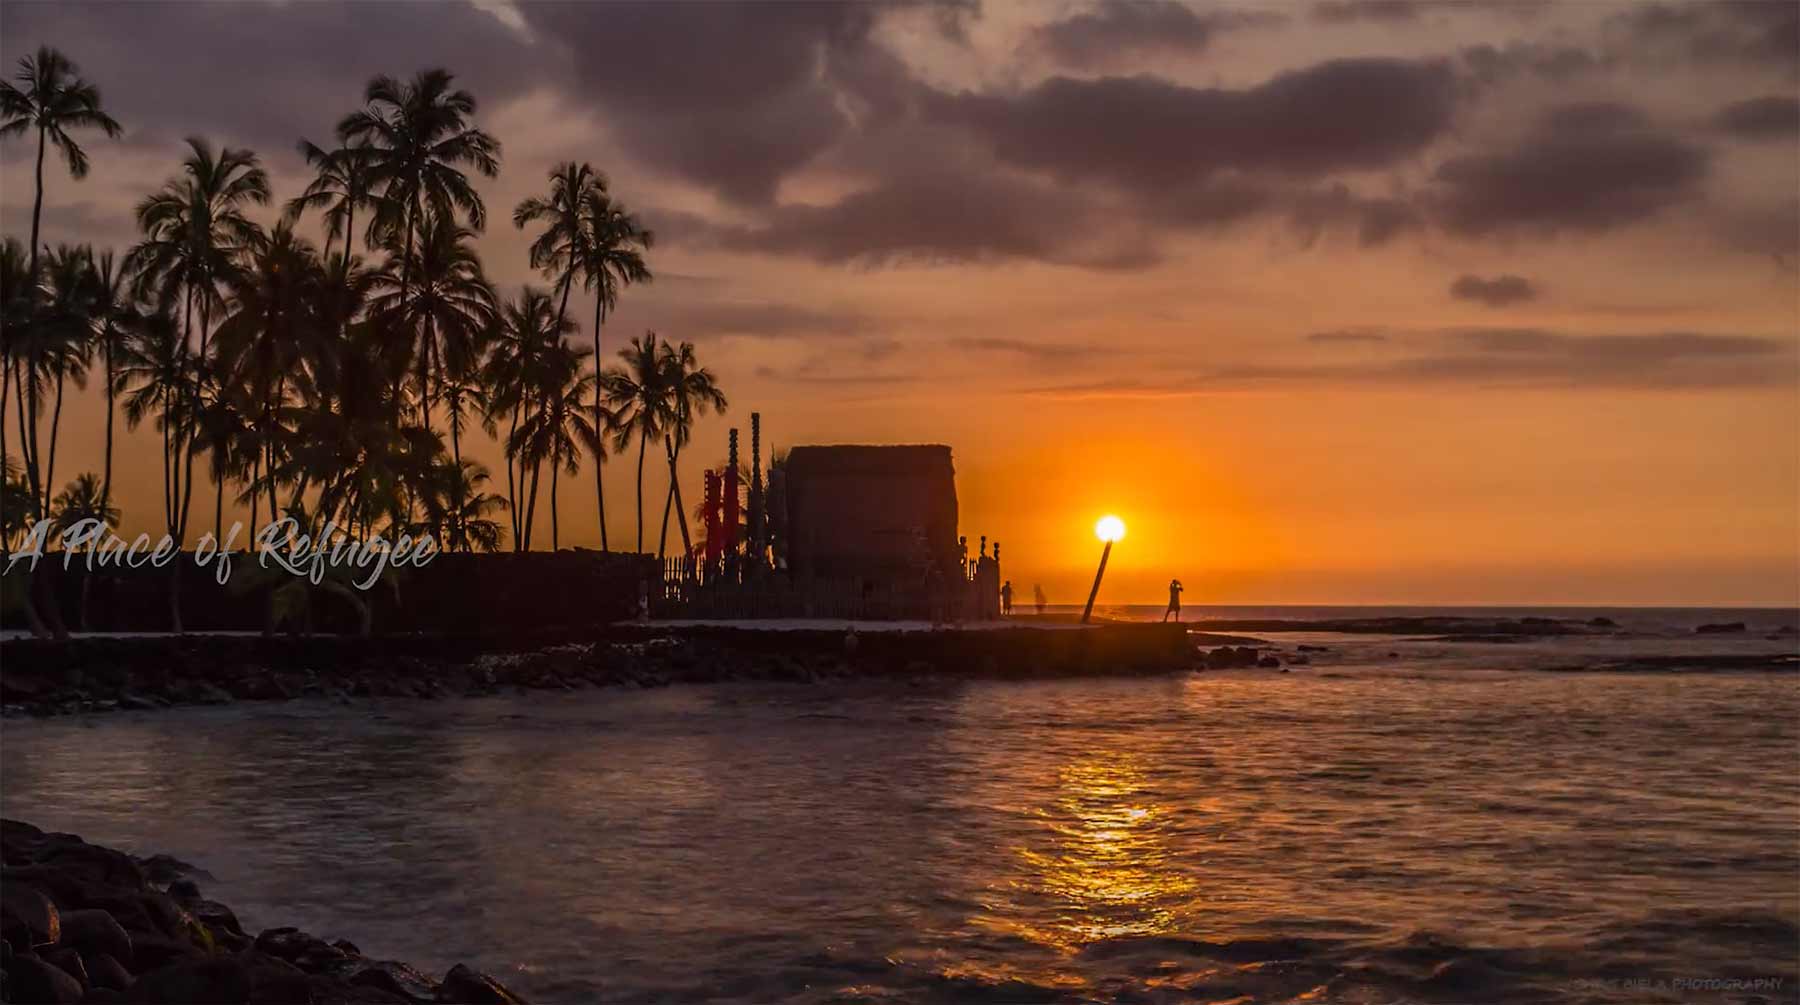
[1460, 42, 1598, 84]
[930, 58, 1458, 191]
[1033, 1, 1282, 68]
[515, 3, 917, 206]
[1, 1, 547, 158]
[1714, 95, 1800, 139]
[1449, 274, 1539, 306]
[1042, 329, 1796, 396]
[950, 337, 1102, 362]
[1312, 1, 1423, 23]
[1432, 103, 1709, 235]
[1608, 2, 1799, 75]
[1307, 330, 1390, 343]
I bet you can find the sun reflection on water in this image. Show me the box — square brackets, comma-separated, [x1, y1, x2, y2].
[980, 751, 1198, 954]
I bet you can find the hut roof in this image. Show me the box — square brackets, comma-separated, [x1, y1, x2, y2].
[785, 444, 954, 476]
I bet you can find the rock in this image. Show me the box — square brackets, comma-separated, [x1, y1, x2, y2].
[130, 956, 254, 1004]
[436, 963, 527, 1004]
[7, 952, 85, 1002]
[1587, 617, 1618, 628]
[128, 931, 206, 971]
[42, 945, 89, 989]
[1695, 622, 1746, 634]
[85, 951, 135, 991]
[1257, 656, 1281, 668]
[1296, 644, 1330, 652]
[60, 908, 133, 965]
[351, 960, 440, 1002]
[167, 878, 203, 904]
[253, 926, 347, 972]
[37, 841, 147, 891]
[192, 682, 235, 705]
[135, 854, 204, 887]
[192, 899, 246, 938]
[2, 881, 60, 948]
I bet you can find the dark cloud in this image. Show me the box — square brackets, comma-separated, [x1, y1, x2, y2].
[1287, 185, 1421, 248]
[1, 1, 546, 160]
[1608, 2, 1799, 75]
[704, 164, 1155, 268]
[516, 3, 915, 205]
[951, 337, 1101, 361]
[1389, 328, 1794, 388]
[931, 59, 1457, 191]
[1450, 274, 1539, 306]
[1307, 330, 1390, 343]
[1714, 95, 1800, 139]
[1432, 104, 1708, 235]
[1312, 1, 1422, 23]
[1043, 329, 1796, 395]
[1033, 1, 1282, 68]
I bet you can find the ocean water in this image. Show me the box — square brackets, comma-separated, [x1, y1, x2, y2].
[2, 614, 1797, 1004]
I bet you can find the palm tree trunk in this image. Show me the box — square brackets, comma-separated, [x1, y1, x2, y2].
[101, 334, 115, 513]
[29, 123, 45, 280]
[635, 427, 648, 554]
[672, 444, 692, 554]
[550, 463, 560, 551]
[43, 369, 65, 515]
[524, 460, 541, 552]
[592, 298, 609, 551]
[505, 404, 522, 550]
[657, 437, 675, 563]
[78, 562, 92, 633]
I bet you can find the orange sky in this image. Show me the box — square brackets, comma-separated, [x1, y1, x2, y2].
[3, 1, 1796, 605]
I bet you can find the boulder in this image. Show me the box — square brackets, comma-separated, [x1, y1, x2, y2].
[85, 950, 136, 992]
[59, 908, 133, 966]
[8, 952, 85, 1003]
[1695, 622, 1746, 634]
[41, 945, 89, 989]
[351, 960, 441, 1002]
[436, 963, 527, 1004]
[167, 878, 203, 904]
[2, 881, 60, 948]
[129, 956, 254, 1004]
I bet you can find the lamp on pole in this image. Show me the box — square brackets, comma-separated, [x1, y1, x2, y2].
[1080, 516, 1125, 624]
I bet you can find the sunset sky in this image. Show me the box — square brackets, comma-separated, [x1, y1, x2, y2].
[3, 0, 1796, 605]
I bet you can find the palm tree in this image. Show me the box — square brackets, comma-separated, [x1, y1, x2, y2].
[125, 137, 270, 551]
[601, 331, 674, 555]
[483, 287, 571, 549]
[366, 212, 495, 439]
[654, 338, 726, 560]
[511, 342, 597, 551]
[285, 140, 380, 263]
[337, 69, 499, 290]
[212, 225, 327, 525]
[578, 194, 652, 552]
[514, 162, 605, 326]
[32, 245, 95, 518]
[116, 309, 194, 629]
[416, 456, 505, 553]
[50, 471, 119, 630]
[1, 236, 31, 492]
[0, 46, 122, 280]
[87, 250, 133, 515]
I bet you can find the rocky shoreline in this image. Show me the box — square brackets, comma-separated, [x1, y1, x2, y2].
[1, 819, 527, 1003]
[0, 624, 1218, 718]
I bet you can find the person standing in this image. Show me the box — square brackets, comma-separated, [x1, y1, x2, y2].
[1000, 580, 1014, 616]
[1163, 579, 1184, 622]
[1033, 584, 1047, 615]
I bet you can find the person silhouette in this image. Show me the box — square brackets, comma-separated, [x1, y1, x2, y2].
[1033, 584, 1047, 615]
[1000, 580, 1014, 616]
[1163, 579, 1184, 622]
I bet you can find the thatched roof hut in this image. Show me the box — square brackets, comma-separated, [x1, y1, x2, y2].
[783, 445, 959, 581]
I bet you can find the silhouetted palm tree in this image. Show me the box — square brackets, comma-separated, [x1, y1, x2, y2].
[0, 46, 122, 279]
[338, 69, 499, 288]
[602, 331, 674, 555]
[655, 338, 726, 561]
[515, 161, 606, 325]
[125, 137, 270, 557]
[415, 456, 506, 553]
[50, 470, 119, 630]
[286, 140, 380, 263]
[578, 194, 652, 553]
[32, 245, 95, 517]
[86, 250, 133, 515]
[116, 309, 193, 629]
[511, 341, 597, 551]
[483, 286, 570, 549]
[367, 213, 495, 437]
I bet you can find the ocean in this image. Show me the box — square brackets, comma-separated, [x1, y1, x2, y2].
[2, 606, 1795, 1003]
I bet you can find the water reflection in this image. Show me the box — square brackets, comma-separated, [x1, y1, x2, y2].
[1010, 752, 1194, 948]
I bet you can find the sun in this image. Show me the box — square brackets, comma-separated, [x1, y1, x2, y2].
[1095, 515, 1126, 543]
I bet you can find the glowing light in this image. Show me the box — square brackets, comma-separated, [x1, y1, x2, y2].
[1095, 515, 1126, 543]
